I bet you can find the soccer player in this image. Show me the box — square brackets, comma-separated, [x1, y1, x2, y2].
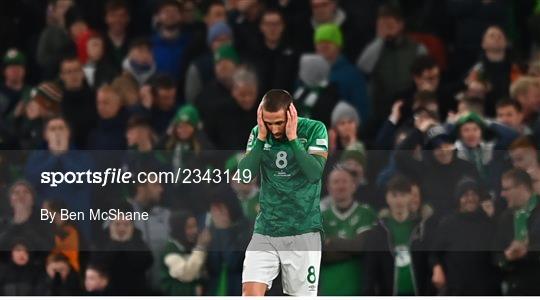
[238, 89, 328, 296]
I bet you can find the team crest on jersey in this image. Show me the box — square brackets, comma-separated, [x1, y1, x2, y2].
[264, 143, 271, 150]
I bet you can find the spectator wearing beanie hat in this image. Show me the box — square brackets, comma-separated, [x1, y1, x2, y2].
[185, 21, 234, 103]
[12, 82, 63, 149]
[293, 54, 340, 127]
[430, 177, 501, 295]
[161, 104, 214, 173]
[315, 23, 371, 123]
[329, 101, 366, 154]
[453, 112, 519, 187]
[0, 48, 32, 119]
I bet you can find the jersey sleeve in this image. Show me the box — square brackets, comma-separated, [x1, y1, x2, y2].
[307, 121, 329, 154]
[246, 125, 259, 152]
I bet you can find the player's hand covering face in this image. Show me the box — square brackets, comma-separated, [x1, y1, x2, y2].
[286, 103, 298, 141]
[257, 101, 268, 141]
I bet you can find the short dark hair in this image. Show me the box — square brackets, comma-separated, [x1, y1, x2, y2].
[46, 253, 71, 266]
[414, 90, 438, 106]
[151, 74, 176, 92]
[411, 55, 438, 76]
[261, 8, 284, 22]
[496, 98, 522, 112]
[129, 37, 152, 51]
[45, 115, 70, 130]
[127, 115, 152, 130]
[502, 168, 533, 191]
[378, 4, 403, 20]
[105, 0, 130, 13]
[86, 263, 110, 279]
[156, 0, 183, 14]
[262, 89, 292, 112]
[509, 135, 537, 152]
[59, 55, 80, 68]
[386, 174, 413, 194]
[201, 0, 225, 16]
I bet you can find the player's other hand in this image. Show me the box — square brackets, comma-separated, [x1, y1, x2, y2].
[257, 101, 267, 141]
[286, 103, 298, 141]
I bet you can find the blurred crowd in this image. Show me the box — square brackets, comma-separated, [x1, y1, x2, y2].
[1, 0, 540, 296]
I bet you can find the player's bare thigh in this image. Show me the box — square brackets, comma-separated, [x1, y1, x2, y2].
[242, 282, 268, 296]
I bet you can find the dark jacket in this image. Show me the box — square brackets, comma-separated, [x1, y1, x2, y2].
[249, 42, 298, 93]
[194, 80, 231, 128]
[0, 261, 48, 296]
[91, 228, 154, 296]
[394, 129, 480, 218]
[329, 55, 371, 123]
[293, 82, 340, 127]
[361, 214, 435, 296]
[432, 210, 502, 295]
[61, 84, 98, 149]
[205, 100, 257, 151]
[87, 108, 129, 150]
[494, 199, 540, 295]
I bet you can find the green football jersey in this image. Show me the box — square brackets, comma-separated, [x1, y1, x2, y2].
[320, 202, 377, 295]
[245, 117, 328, 237]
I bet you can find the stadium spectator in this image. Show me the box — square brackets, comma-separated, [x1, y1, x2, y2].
[452, 112, 519, 187]
[393, 122, 480, 219]
[358, 4, 427, 124]
[0, 239, 48, 295]
[151, 0, 192, 81]
[103, 0, 132, 69]
[225, 154, 260, 224]
[13, 82, 63, 149]
[0, 49, 31, 119]
[92, 214, 153, 295]
[430, 177, 501, 295]
[293, 54, 339, 127]
[83, 264, 111, 295]
[36, 0, 76, 79]
[184, 20, 232, 103]
[496, 99, 531, 135]
[329, 102, 366, 154]
[58, 56, 98, 149]
[24, 116, 94, 237]
[320, 166, 377, 295]
[249, 9, 298, 93]
[510, 76, 540, 125]
[148, 74, 179, 135]
[465, 26, 521, 116]
[315, 24, 370, 122]
[113, 38, 156, 106]
[509, 136, 540, 194]
[495, 169, 540, 295]
[160, 211, 210, 296]
[446, 0, 509, 77]
[295, 0, 370, 61]
[205, 67, 258, 150]
[87, 84, 129, 150]
[44, 253, 82, 296]
[362, 175, 434, 296]
[228, 0, 264, 57]
[82, 33, 118, 88]
[194, 44, 240, 126]
[0, 180, 54, 255]
[205, 186, 250, 295]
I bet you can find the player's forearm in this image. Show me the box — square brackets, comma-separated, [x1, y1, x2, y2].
[238, 138, 264, 180]
[290, 139, 326, 183]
